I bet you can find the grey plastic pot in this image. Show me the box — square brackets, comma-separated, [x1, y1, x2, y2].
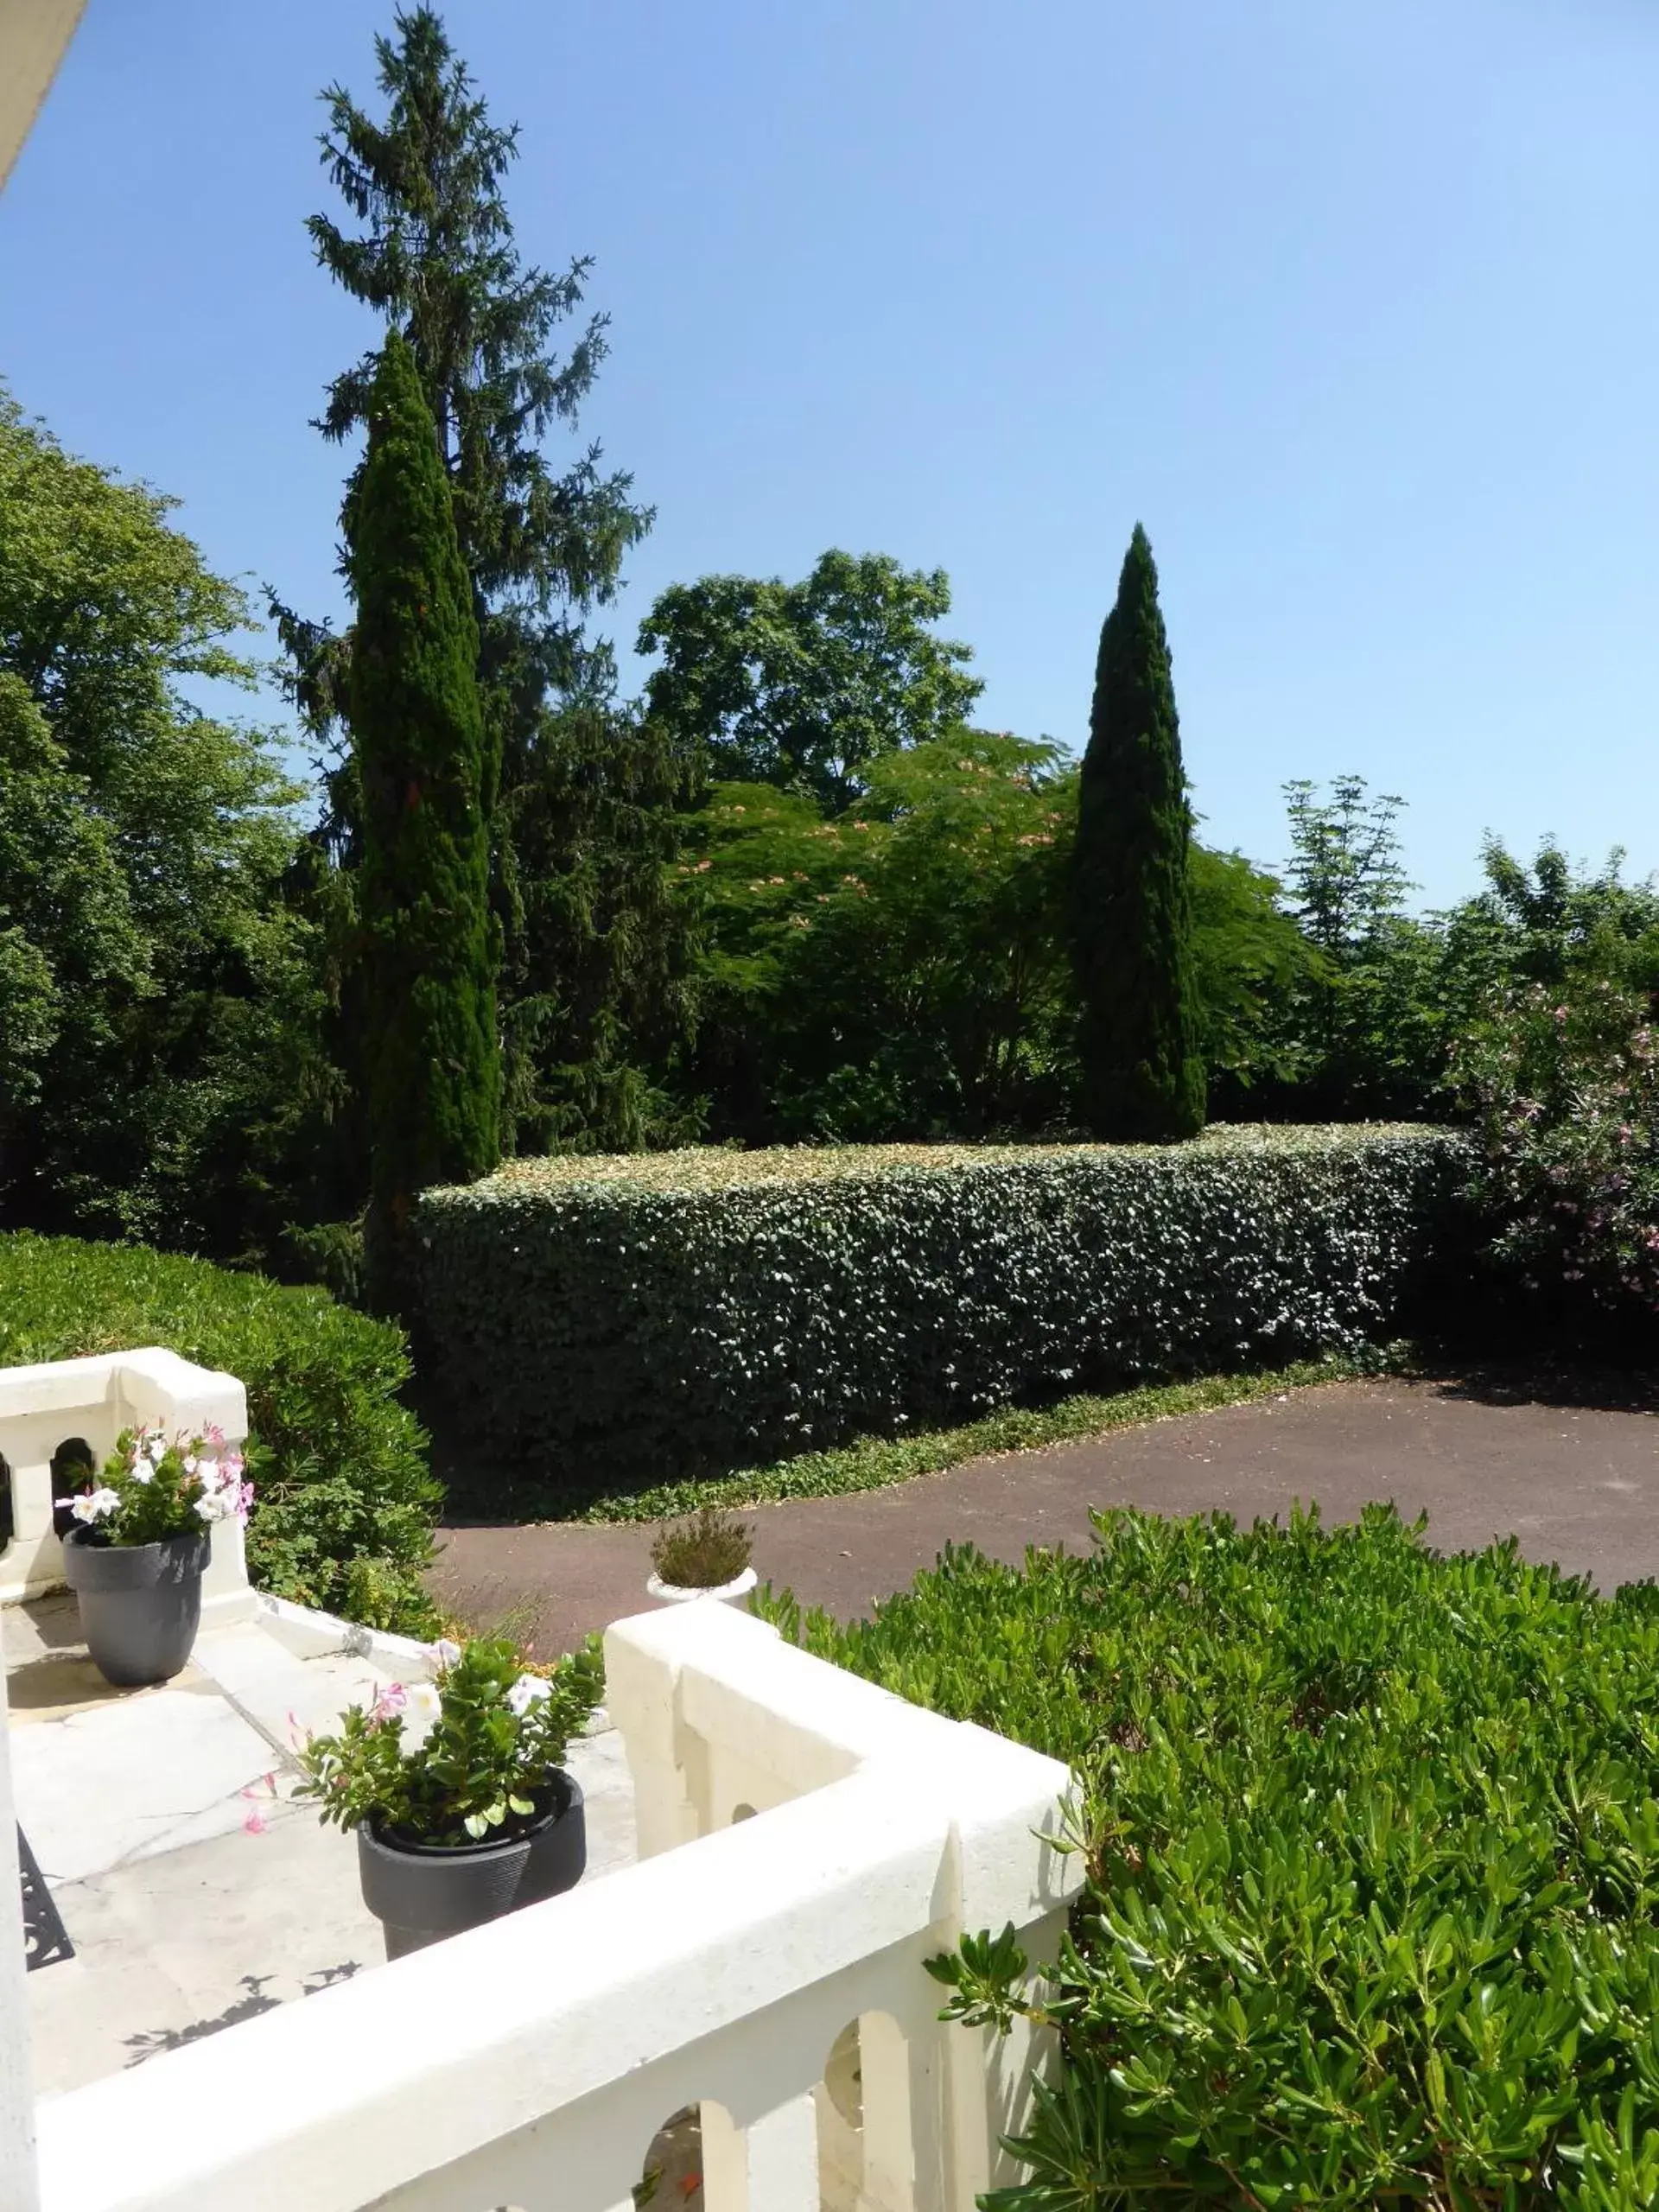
[357, 1770, 587, 1961]
[61, 1527, 210, 1688]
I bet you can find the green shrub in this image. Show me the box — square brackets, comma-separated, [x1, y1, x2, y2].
[410, 1126, 1468, 1484]
[649, 1506, 753, 1588]
[759, 1510, 1659, 2209]
[0, 1232, 439, 1633]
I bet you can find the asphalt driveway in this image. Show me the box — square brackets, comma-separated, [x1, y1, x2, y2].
[429, 1373, 1659, 1654]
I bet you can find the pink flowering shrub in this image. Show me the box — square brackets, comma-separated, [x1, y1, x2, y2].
[56, 1423, 253, 1548]
[1451, 979, 1659, 1315]
[294, 1635, 603, 1847]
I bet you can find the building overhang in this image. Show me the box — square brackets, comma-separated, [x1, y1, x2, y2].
[0, 0, 87, 192]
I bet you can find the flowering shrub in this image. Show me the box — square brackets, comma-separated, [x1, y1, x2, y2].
[57, 1424, 252, 1548]
[1452, 979, 1659, 1316]
[294, 1636, 603, 1847]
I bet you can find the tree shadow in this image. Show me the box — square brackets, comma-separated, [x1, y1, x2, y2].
[122, 1961, 364, 2066]
[1421, 1358, 1659, 1418]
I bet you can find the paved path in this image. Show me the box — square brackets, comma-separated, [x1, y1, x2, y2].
[429, 1376, 1659, 1654]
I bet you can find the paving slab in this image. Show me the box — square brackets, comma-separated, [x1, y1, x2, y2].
[429, 1373, 1659, 1652]
[6, 1596, 639, 2097]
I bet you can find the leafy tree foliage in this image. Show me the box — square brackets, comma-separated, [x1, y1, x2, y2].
[499, 696, 703, 1154]
[690, 732, 1072, 1137]
[1071, 525, 1205, 1141]
[683, 733, 1300, 1145]
[639, 549, 984, 810]
[0, 390, 318, 1253]
[347, 333, 499, 1293]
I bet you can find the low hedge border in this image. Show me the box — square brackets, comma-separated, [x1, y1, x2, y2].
[0, 1232, 440, 1634]
[413, 1125, 1471, 1491]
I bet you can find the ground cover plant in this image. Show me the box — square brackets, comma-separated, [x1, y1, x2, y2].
[411, 1125, 1468, 1487]
[760, 1508, 1659, 2209]
[0, 1232, 439, 1632]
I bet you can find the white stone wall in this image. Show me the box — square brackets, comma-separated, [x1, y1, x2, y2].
[30, 1600, 1083, 2212]
[0, 1351, 251, 1620]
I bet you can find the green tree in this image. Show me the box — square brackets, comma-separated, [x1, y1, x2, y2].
[279, 6, 690, 1162]
[1272, 776, 1440, 1116]
[1070, 525, 1205, 1141]
[347, 332, 499, 1294]
[639, 550, 984, 810]
[1187, 844, 1319, 1097]
[0, 390, 319, 1252]
[499, 696, 704, 1153]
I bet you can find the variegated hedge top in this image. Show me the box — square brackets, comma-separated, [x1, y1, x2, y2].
[432, 1122, 1450, 1202]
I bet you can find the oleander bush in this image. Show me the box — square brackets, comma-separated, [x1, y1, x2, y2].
[0, 1232, 439, 1632]
[410, 1125, 1470, 1483]
[759, 1509, 1659, 2209]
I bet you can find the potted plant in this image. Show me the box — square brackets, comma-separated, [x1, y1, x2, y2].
[56, 1425, 252, 1688]
[646, 1506, 757, 1607]
[295, 1635, 602, 1959]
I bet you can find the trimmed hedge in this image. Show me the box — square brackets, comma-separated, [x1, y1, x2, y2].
[0, 1232, 440, 1633]
[759, 1510, 1659, 2208]
[411, 1125, 1469, 1482]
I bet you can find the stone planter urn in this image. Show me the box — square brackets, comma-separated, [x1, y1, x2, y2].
[357, 1770, 587, 1960]
[61, 1527, 210, 1688]
[646, 1565, 758, 1608]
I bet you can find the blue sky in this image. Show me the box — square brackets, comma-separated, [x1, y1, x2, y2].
[2, 0, 1655, 905]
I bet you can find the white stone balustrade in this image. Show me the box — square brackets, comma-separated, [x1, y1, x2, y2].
[26, 1598, 1083, 2212]
[0, 1351, 251, 1623]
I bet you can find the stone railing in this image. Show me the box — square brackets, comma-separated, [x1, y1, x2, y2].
[33, 1599, 1082, 2211]
[0, 1350, 251, 1622]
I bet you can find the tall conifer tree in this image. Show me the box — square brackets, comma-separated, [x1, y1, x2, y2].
[276, 7, 696, 1168]
[349, 331, 499, 1293]
[1071, 524, 1205, 1141]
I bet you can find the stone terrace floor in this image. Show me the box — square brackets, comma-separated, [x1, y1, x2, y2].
[4, 1594, 635, 2097]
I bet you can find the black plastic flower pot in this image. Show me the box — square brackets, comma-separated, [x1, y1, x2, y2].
[357, 1770, 587, 1961]
[61, 1528, 211, 1688]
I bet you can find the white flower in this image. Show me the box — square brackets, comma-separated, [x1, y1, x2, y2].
[70, 1488, 120, 1525]
[507, 1674, 552, 1717]
[428, 1638, 462, 1671]
[144, 1435, 167, 1467]
[129, 1462, 153, 1486]
[194, 1493, 219, 1522]
[403, 1681, 442, 1728]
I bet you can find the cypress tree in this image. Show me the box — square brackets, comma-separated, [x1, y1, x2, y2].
[273, 10, 693, 1169]
[349, 329, 499, 1294]
[1071, 524, 1206, 1141]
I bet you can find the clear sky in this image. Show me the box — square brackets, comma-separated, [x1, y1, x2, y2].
[3, 0, 1655, 906]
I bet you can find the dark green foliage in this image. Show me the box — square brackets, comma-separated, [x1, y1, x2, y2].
[348, 330, 499, 1287]
[0, 391, 323, 1258]
[409, 1128, 1465, 1485]
[639, 549, 984, 810]
[1071, 526, 1205, 1141]
[498, 697, 704, 1154]
[0, 1233, 440, 1631]
[277, 8, 679, 1172]
[761, 1507, 1659, 2209]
